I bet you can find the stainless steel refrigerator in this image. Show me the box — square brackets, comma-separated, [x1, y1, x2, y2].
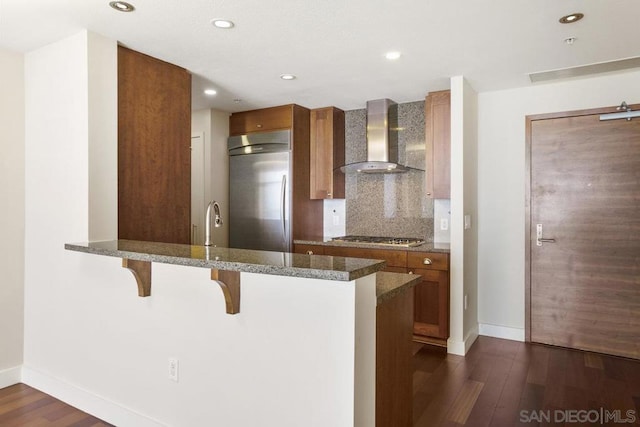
[228, 130, 291, 252]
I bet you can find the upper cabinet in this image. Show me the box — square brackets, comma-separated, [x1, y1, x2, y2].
[425, 90, 451, 199]
[309, 107, 345, 199]
[229, 105, 294, 135]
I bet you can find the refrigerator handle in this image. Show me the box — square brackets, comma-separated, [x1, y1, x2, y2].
[281, 174, 287, 248]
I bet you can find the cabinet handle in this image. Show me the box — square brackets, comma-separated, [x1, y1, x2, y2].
[423, 258, 433, 265]
[327, 192, 332, 197]
[408, 271, 414, 274]
[306, 250, 314, 255]
[256, 124, 263, 128]
[426, 192, 431, 196]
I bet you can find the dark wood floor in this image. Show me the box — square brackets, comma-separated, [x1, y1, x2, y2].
[3, 336, 639, 426]
[413, 336, 640, 426]
[0, 383, 112, 426]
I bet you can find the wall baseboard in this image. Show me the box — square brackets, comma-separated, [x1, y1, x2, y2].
[479, 323, 525, 342]
[447, 325, 479, 356]
[21, 366, 165, 427]
[0, 366, 22, 389]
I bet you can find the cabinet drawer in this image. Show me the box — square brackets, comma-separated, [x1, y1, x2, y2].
[229, 105, 293, 135]
[324, 246, 407, 268]
[407, 252, 448, 271]
[294, 244, 324, 255]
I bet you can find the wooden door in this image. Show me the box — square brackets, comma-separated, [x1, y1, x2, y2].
[528, 106, 640, 359]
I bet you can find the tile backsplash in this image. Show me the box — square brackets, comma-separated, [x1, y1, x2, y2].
[343, 100, 435, 241]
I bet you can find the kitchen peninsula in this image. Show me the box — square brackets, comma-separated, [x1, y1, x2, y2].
[295, 238, 451, 347]
[65, 240, 419, 427]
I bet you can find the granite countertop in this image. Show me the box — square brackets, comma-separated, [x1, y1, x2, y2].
[376, 272, 421, 304]
[294, 239, 450, 253]
[65, 240, 385, 282]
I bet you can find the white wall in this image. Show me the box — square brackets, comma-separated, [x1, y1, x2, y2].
[0, 47, 25, 386]
[191, 109, 229, 247]
[448, 76, 479, 355]
[477, 69, 640, 340]
[87, 32, 118, 241]
[461, 79, 479, 347]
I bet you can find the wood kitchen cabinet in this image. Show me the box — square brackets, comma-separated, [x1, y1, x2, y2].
[425, 90, 451, 199]
[408, 252, 450, 345]
[118, 46, 191, 244]
[229, 105, 323, 242]
[229, 105, 293, 135]
[309, 107, 345, 199]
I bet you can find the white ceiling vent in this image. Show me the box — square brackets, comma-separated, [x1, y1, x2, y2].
[529, 57, 640, 83]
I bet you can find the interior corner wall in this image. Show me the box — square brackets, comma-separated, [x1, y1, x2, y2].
[477, 69, 640, 340]
[88, 32, 118, 241]
[0, 47, 25, 382]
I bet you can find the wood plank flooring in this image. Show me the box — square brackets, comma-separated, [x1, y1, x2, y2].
[0, 383, 112, 426]
[413, 336, 640, 426]
[3, 336, 639, 426]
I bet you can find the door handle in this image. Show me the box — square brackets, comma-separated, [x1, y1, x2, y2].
[281, 175, 287, 248]
[536, 224, 556, 246]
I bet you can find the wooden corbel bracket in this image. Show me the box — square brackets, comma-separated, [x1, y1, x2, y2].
[211, 269, 241, 315]
[122, 259, 151, 297]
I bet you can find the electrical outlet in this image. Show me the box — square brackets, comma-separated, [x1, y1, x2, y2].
[168, 358, 179, 382]
[440, 218, 449, 231]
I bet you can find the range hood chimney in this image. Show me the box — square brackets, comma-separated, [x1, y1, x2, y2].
[340, 99, 409, 173]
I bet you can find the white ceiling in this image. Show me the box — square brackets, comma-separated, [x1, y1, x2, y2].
[1, 0, 639, 112]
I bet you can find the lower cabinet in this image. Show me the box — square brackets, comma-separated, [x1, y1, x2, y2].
[407, 252, 450, 345]
[293, 244, 450, 345]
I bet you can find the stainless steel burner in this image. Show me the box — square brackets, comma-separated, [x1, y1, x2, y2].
[331, 236, 425, 248]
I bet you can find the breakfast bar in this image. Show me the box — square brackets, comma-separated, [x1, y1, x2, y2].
[65, 240, 419, 427]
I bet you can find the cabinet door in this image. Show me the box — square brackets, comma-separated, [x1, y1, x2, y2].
[310, 107, 345, 199]
[229, 105, 293, 135]
[411, 268, 449, 340]
[425, 90, 451, 199]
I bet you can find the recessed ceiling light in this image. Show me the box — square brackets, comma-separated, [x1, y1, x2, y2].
[564, 37, 576, 45]
[559, 13, 584, 24]
[280, 74, 296, 80]
[385, 51, 401, 60]
[211, 19, 235, 29]
[204, 89, 217, 96]
[109, 1, 135, 12]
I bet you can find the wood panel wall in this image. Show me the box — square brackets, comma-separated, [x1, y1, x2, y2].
[118, 46, 191, 244]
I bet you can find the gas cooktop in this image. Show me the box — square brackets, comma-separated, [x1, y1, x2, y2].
[330, 235, 425, 248]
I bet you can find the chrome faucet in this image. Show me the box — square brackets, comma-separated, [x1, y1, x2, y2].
[205, 201, 223, 246]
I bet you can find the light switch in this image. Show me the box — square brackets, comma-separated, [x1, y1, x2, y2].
[464, 214, 471, 230]
[332, 214, 340, 226]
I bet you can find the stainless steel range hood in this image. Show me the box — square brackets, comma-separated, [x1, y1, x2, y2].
[341, 99, 411, 174]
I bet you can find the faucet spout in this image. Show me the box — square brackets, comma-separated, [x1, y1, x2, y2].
[205, 201, 223, 247]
